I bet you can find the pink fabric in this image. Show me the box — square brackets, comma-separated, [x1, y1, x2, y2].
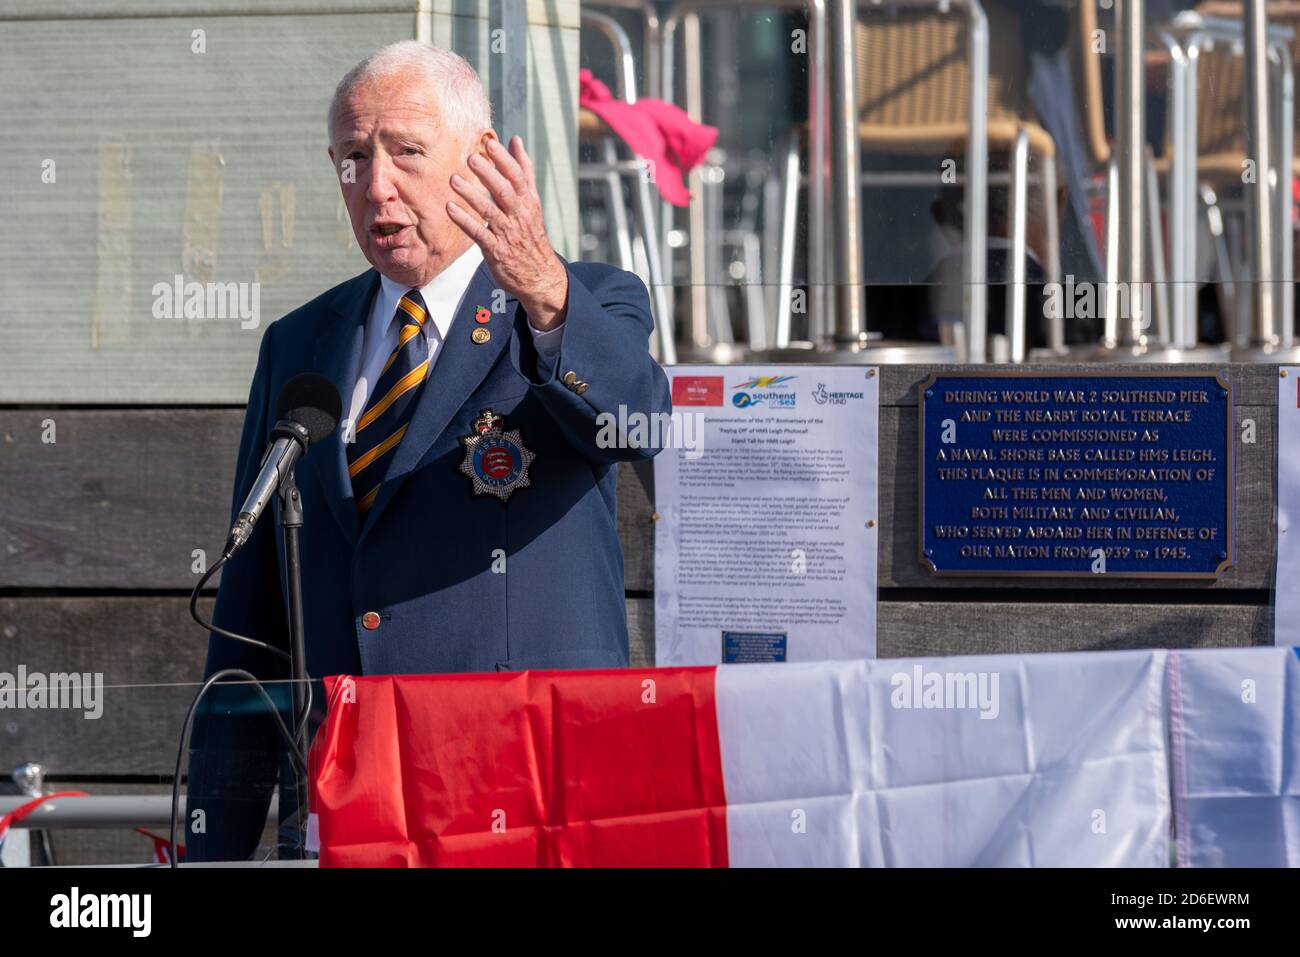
[579, 68, 719, 207]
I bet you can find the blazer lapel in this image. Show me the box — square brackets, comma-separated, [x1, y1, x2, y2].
[358, 260, 514, 542]
[310, 269, 380, 549]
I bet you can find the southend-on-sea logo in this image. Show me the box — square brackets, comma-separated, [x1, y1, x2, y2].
[811, 382, 866, 405]
[732, 375, 797, 409]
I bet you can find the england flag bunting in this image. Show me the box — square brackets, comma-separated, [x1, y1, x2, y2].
[307, 651, 1172, 866]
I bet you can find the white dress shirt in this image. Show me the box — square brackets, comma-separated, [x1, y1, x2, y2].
[345, 242, 565, 434]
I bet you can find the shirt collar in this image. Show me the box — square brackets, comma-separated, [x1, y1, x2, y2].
[374, 242, 485, 341]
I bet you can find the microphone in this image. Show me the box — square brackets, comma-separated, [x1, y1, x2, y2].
[223, 373, 341, 559]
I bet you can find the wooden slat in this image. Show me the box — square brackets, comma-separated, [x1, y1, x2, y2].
[0, 597, 211, 776]
[617, 459, 655, 595]
[0, 410, 663, 590]
[626, 596, 1272, 663]
[875, 599, 1272, 657]
[0, 594, 646, 776]
[0, 411, 242, 588]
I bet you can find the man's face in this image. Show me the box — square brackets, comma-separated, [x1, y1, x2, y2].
[329, 70, 489, 287]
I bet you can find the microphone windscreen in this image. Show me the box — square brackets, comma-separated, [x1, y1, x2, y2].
[275, 373, 342, 446]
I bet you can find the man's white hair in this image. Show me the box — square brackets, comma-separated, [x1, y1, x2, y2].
[328, 41, 494, 147]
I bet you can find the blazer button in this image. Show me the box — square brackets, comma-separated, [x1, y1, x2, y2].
[562, 371, 577, 386]
[361, 611, 381, 631]
[575, 382, 589, 395]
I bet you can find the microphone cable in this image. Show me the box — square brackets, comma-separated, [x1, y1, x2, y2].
[169, 667, 308, 869]
[189, 553, 290, 663]
[177, 553, 316, 864]
[190, 544, 314, 731]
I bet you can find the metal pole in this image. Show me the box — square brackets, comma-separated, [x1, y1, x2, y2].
[633, 171, 678, 363]
[1181, 39, 1200, 348]
[828, 0, 864, 343]
[810, 0, 828, 341]
[1044, 153, 1065, 353]
[603, 139, 635, 271]
[965, 0, 990, 361]
[644, 7, 662, 99]
[1114, 0, 1146, 347]
[1105, 157, 1120, 345]
[279, 473, 309, 858]
[777, 132, 800, 346]
[489, 0, 528, 145]
[684, 12, 709, 347]
[705, 162, 732, 341]
[589, 0, 663, 97]
[1202, 183, 1238, 334]
[741, 232, 768, 348]
[1155, 32, 1191, 347]
[1145, 146, 1171, 344]
[1007, 129, 1029, 362]
[1244, 0, 1277, 346]
[1276, 41, 1295, 346]
[0, 793, 280, 829]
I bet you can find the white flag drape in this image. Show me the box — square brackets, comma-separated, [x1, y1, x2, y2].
[1170, 647, 1300, 867]
[716, 651, 1170, 866]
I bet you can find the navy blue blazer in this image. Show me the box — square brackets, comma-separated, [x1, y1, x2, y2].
[186, 255, 671, 860]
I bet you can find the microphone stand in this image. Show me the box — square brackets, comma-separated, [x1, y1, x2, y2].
[278, 469, 310, 858]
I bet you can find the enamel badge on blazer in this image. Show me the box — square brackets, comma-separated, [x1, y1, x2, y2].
[458, 409, 535, 502]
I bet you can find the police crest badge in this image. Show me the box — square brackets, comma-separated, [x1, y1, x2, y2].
[458, 409, 535, 502]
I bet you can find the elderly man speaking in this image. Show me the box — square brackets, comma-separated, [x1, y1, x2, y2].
[187, 42, 671, 861]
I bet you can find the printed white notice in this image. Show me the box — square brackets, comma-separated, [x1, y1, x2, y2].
[654, 366, 879, 665]
[1275, 368, 1300, 645]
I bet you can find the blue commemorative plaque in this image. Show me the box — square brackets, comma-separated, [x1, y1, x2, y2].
[919, 372, 1234, 578]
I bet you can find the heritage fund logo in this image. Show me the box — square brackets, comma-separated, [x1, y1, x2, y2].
[0, 666, 103, 719]
[811, 382, 866, 405]
[890, 665, 1001, 719]
[49, 887, 151, 937]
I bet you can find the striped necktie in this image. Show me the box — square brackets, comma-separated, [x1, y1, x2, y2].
[347, 289, 433, 515]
